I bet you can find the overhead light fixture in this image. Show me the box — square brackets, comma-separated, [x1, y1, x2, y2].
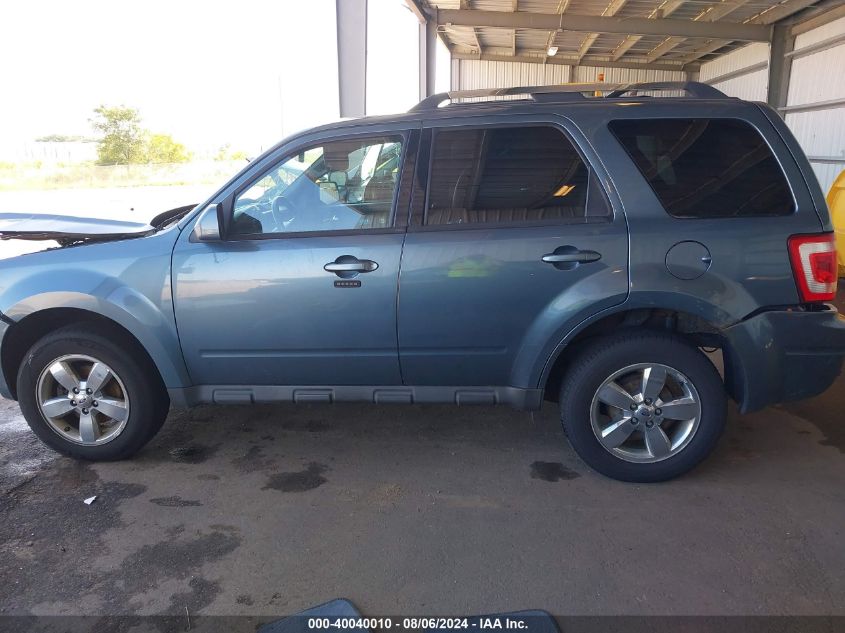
[547, 46, 558, 56]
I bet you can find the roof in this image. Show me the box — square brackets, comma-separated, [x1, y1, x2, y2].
[412, 0, 826, 70]
[410, 80, 729, 109]
[281, 83, 757, 142]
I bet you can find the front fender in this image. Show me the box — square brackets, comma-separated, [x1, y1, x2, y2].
[4, 290, 188, 390]
[0, 233, 191, 390]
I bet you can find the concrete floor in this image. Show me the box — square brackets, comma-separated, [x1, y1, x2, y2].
[1, 328, 844, 622]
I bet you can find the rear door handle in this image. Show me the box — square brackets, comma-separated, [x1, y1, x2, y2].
[324, 258, 379, 274]
[541, 250, 602, 264]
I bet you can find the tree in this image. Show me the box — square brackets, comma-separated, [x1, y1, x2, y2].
[215, 144, 248, 162]
[146, 133, 190, 163]
[90, 106, 191, 165]
[90, 105, 145, 165]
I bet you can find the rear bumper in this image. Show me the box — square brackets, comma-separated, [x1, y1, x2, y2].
[722, 305, 845, 413]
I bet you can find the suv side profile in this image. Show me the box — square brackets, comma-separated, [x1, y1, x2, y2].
[1, 82, 843, 482]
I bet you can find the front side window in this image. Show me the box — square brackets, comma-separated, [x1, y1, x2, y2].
[231, 136, 403, 236]
[609, 118, 794, 218]
[425, 126, 596, 226]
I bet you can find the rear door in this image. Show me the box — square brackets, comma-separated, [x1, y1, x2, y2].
[397, 116, 629, 389]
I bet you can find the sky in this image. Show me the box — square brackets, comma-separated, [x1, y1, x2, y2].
[0, 0, 450, 159]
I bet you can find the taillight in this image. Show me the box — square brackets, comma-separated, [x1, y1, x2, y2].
[788, 233, 838, 303]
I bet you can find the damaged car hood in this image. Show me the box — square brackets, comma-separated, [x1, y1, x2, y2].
[0, 205, 196, 245]
[0, 213, 154, 242]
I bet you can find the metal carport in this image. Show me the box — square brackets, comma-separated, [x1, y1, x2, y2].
[382, 0, 845, 190]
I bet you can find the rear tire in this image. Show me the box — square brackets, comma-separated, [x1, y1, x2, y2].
[16, 324, 169, 460]
[559, 330, 726, 482]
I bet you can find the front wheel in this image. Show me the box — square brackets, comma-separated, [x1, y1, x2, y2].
[17, 324, 169, 460]
[560, 331, 726, 482]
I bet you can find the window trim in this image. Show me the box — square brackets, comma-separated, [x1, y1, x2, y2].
[411, 122, 610, 232]
[224, 130, 411, 241]
[608, 116, 797, 220]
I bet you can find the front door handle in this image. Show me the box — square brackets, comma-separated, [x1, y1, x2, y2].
[541, 250, 602, 264]
[324, 258, 379, 274]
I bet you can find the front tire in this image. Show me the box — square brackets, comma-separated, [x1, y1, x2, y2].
[560, 331, 726, 482]
[17, 324, 169, 460]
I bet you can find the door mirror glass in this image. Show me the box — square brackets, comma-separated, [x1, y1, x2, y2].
[319, 181, 340, 204]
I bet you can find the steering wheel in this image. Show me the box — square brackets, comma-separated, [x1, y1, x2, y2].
[270, 195, 298, 232]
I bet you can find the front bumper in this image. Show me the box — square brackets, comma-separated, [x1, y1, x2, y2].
[0, 315, 12, 400]
[722, 305, 845, 413]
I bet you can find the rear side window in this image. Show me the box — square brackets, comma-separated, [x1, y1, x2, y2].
[609, 118, 794, 218]
[425, 126, 606, 226]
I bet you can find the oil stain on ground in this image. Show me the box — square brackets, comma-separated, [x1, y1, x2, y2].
[149, 495, 203, 507]
[232, 446, 276, 474]
[530, 461, 580, 482]
[263, 462, 328, 492]
[168, 444, 219, 464]
[167, 576, 222, 616]
[0, 457, 241, 615]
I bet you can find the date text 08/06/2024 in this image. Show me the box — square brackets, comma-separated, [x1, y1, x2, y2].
[307, 617, 531, 630]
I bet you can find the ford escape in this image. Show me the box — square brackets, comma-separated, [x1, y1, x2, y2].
[1, 81, 842, 482]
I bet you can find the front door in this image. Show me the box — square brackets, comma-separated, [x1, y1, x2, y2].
[173, 131, 413, 387]
[397, 119, 629, 389]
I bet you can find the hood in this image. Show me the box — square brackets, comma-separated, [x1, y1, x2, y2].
[0, 205, 196, 245]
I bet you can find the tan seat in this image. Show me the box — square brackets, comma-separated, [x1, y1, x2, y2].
[426, 206, 583, 225]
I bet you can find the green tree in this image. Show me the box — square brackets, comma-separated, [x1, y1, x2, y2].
[214, 144, 231, 161]
[214, 144, 248, 162]
[146, 133, 190, 163]
[90, 106, 192, 165]
[90, 105, 145, 165]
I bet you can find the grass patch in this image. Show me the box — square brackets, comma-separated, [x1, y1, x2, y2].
[0, 160, 247, 191]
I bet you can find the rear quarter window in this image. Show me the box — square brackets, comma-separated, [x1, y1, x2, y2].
[608, 118, 795, 218]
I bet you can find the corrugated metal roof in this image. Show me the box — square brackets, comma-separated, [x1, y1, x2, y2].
[424, 0, 821, 67]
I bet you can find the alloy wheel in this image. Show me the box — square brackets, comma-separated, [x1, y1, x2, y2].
[589, 362, 702, 463]
[36, 354, 130, 445]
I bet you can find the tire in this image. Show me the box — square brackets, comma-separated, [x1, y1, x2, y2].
[16, 324, 169, 460]
[559, 330, 726, 482]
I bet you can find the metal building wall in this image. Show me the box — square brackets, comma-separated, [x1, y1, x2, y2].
[450, 59, 572, 90]
[572, 66, 685, 84]
[784, 15, 845, 193]
[699, 43, 770, 101]
[450, 59, 684, 91]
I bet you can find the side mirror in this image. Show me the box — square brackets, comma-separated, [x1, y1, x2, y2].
[318, 181, 340, 204]
[192, 203, 223, 241]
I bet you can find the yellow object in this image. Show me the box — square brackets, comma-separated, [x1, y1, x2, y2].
[829, 170, 845, 277]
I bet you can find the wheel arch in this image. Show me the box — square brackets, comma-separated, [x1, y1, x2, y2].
[540, 304, 740, 405]
[1, 303, 187, 400]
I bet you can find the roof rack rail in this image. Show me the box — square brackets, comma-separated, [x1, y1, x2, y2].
[409, 81, 727, 112]
[605, 81, 727, 99]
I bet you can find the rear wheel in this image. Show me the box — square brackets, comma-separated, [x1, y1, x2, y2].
[559, 331, 726, 482]
[17, 324, 169, 460]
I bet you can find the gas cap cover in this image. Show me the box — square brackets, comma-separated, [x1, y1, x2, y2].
[665, 241, 712, 280]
